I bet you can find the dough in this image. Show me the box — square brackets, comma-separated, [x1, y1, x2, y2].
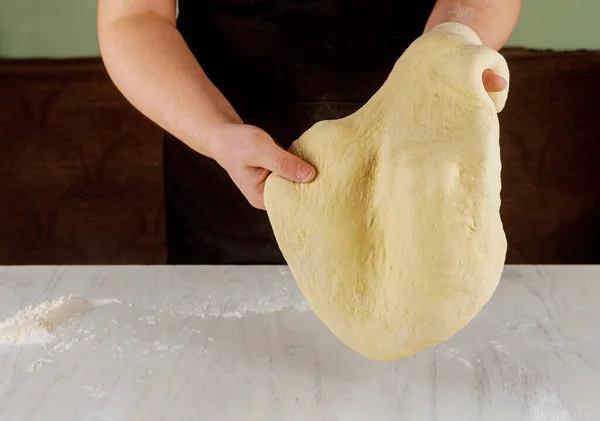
[264, 22, 509, 361]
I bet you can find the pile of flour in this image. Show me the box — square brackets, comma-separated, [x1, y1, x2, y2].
[0, 296, 98, 345]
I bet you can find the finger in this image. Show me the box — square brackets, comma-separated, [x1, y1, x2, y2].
[482, 69, 507, 93]
[260, 142, 316, 183]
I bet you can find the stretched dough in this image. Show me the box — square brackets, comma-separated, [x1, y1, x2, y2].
[264, 22, 509, 361]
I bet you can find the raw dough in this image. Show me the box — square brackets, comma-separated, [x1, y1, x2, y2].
[264, 22, 509, 361]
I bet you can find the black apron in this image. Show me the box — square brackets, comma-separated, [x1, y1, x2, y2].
[164, 0, 435, 264]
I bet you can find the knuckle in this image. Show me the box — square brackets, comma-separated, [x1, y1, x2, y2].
[249, 125, 266, 138]
[242, 128, 268, 158]
[275, 153, 293, 172]
[247, 126, 267, 144]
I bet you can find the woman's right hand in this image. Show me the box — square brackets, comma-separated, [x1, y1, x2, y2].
[207, 123, 317, 210]
[98, 0, 316, 211]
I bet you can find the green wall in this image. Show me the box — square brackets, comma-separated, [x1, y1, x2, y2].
[0, 0, 99, 58]
[1, 0, 599, 58]
[508, 0, 600, 50]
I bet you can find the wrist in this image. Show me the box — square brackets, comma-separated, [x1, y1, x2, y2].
[425, 0, 521, 51]
[205, 118, 243, 161]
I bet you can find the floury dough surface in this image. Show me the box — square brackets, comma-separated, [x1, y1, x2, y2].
[264, 22, 510, 361]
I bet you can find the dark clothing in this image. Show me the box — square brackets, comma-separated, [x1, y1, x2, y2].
[164, 0, 436, 264]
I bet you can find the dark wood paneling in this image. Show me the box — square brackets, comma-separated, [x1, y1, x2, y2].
[498, 50, 600, 263]
[0, 59, 166, 264]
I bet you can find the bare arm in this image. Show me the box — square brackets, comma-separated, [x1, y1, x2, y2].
[425, 0, 522, 51]
[425, 0, 521, 91]
[97, 0, 316, 209]
[98, 0, 241, 156]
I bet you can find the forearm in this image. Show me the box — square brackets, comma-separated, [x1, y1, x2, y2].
[98, 13, 241, 157]
[425, 0, 521, 50]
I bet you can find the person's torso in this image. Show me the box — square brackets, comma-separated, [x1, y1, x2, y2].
[164, 0, 436, 264]
[177, 0, 435, 108]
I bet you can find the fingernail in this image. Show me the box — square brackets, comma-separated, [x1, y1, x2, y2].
[296, 163, 314, 181]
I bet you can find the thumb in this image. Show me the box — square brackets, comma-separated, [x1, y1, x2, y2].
[482, 69, 507, 93]
[260, 141, 316, 183]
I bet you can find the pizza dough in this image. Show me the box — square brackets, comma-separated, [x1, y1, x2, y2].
[264, 22, 509, 361]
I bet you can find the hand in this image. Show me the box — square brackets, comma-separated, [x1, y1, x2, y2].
[482, 69, 507, 92]
[209, 123, 316, 210]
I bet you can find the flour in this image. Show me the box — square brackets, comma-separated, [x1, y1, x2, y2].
[435, 345, 475, 369]
[139, 315, 159, 325]
[153, 340, 169, 352]
[0, 295, 80, 345]
[26, 337, 82, 371]
[161, 278, 310, 320]
[83, 384, 108, 399]
[447, 4, 474, 21]
[0, 296, 120, 346]
[28, 357, 54, 372]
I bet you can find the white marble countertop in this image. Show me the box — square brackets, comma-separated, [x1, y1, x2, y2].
[0, 265, 598, 421]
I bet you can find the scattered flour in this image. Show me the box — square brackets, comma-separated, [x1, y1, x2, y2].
[139, 315, 158, 325]
[447, 4, 475, 21]
[153, 340, 169, 352]
[28, 357, 54, 372]
[160, 273, 310, 320]
[83, 384, 108, 399]
[27, 337, 82, 372]
[218, 297, 309, 318]
[435, 345, 475, 369]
